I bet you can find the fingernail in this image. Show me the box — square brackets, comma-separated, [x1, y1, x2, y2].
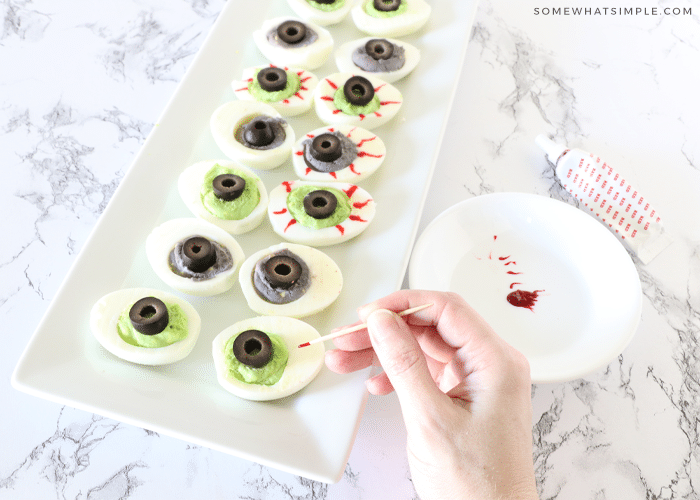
[367, 309, 400, 341]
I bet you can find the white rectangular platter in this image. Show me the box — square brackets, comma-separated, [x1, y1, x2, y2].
[12, 0, 479, 484]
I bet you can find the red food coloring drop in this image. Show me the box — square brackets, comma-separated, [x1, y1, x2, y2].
[284, 219, 297, 232]
[507, 271, 523, 275]
[343, 185, 358, 198]
[282, 181, 293, 193]
[353, 199, 372, 209]
[273, 208, 288, 215]
[336, 225, 345, 234]
[509, 282, 522, 289]
[498, 255, 510, 261]
[507, 290, 544, 311]
[326, 79, 338, 89]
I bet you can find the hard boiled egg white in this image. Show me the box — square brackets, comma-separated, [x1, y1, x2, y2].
[253, 17, 333, 70]
[90, 288, 201, 366]
[286, 0, 355, 26]
[239, 242, 343, 318]
[335, 36, 420, 83]
[292, 124, 386, 183]
[314, 72, 402, 130]
[351, 0, 431, 37]
[146, 218, 245, 296]
[210, 100, 295, 170]
[178, 160, 268, 235]
[231, 65, 318, 117]
[212, 316, 325, 401]
[268, 180, 376, 247]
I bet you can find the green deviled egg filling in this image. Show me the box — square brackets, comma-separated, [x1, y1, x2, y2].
[224, 332, 289, 386]
[248, 69, 301, 103]
[306, 0, 346, 11]
[201, 163, 261, 220]
[333, 87, 381, 116]
[287, 185, 352, 229]
[365, 0, 409, 17]
[117, 303, 188, 348]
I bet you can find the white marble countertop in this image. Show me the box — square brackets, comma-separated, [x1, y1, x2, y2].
[2, 0, 699, 498]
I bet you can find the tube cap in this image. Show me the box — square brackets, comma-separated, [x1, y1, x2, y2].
[535, 134, 567, 165]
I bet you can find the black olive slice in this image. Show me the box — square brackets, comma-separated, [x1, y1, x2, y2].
[310, 134, 343, 163]
[303, 189, 338, 219]
[343, 76, 375, 107]
[181, 236, 217, 273]
[365, 39, 394, 60]
[257, 67, 288, 92]
[277, 20, 307, 44]
[243, 118, 275, 147]
[314, 0, 336, 4]
[374, 0, 401, 12]
[263, 254, 303, 289]
[212, 174, 246, 201]
[129, 297, 169, 335]
[233, 330, 273, 368]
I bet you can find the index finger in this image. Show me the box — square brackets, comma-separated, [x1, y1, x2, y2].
[357, 289, 499, 351]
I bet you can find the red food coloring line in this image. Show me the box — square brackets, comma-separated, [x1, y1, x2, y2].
[509, 282, 522, 289]
[321, 96, 334, 101]
[356, 136, 376, 147]
[284, 219, 297, 232]
[506, 290, 544, 312]
[326, 79, 338, 89]
[349, 164, 360, 175]
[295, 150, 304, 156]
[344, 185, 358, 198]
[346, 127, 357, 138]
[507, 271, 523, 275]
[333, 109, 343, 114]
[298, 342, 310, 348]
[374, 112, 382, 117]
[359, 114, 366, 120]
[336, 225, 345, 235]
[282, 181, 293, 193]
[349, 215, 367, 222]
[296, 70, 304, 76]
[498, 255, 510, 260]
[246, 77, 254, 82]
[235, 86, 250, 92]
[300, 86, 308, 91]
[306, 133, 315, 138]
[330, 172, 337, 179]
[294, 92, 303, 100]
[379, 101, 401, 106]
[283, 99, 290, 104]
[504, 261, 517, 266]
[493, 235, 498, 240]
[353, 199, 372, 209]
[374, 84, 386, 92]
[273, 208, 287, 215]
[305, 167, 311, 175]
[328, 127, 335, 132]
[357, 151, 383, 158]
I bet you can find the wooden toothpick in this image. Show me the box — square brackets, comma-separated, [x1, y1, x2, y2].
[298, 303, 433, 348]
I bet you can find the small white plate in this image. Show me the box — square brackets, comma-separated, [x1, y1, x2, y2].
[409, 193, 642, 384]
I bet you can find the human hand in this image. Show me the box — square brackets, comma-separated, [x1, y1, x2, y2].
[325, 290, 539, 500]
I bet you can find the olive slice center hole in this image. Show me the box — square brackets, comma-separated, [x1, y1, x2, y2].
[244, 338, 262, 355]
[286, 27, 298, 37]
[266, 73, 279, 82]
[139, 305, 156, 319]
[222, 179, 234, 187]
[352, 85, 366, 97]
[191, 244, 201, 254]
[313, 198, 328, 208]
[254, 121, 266, 130]
[274, 263, 292, 276]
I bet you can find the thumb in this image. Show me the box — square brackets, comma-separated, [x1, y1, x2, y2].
[367, 309, 445, 416]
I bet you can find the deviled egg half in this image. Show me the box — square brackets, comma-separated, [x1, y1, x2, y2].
[268, 180, 376, 246]
[253, 17, 333, 70]
[292, 124, 386, 182]
[335, 37, 420, 83]
[314, 72, 402, 130]
[232, 65, 318, 117]
[146, 218, 245, 296]
[239, 242, 343, 318]
[212, 316, 325, 401]
[286, 0, 354, 26]
[352, 0, 431, 37]
[90, 288, 201, 366]
[178, 160, 268, 235]
[210, 101, 295, 170]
